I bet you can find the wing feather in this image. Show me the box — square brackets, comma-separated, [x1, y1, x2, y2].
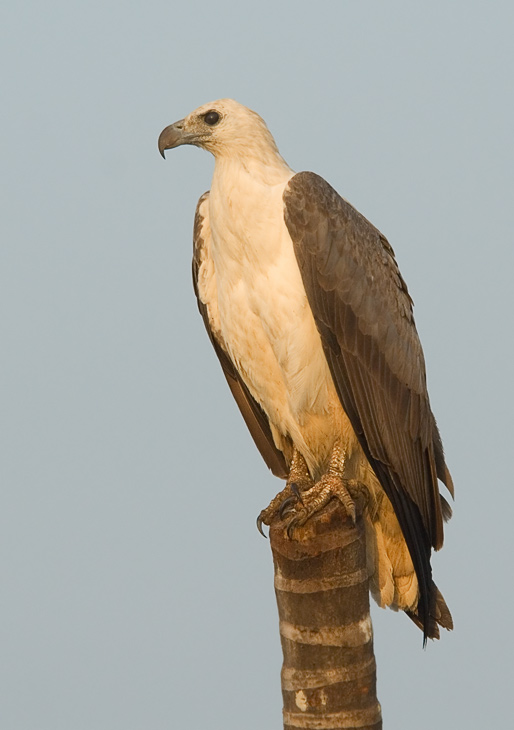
[284, 172, 453, 637]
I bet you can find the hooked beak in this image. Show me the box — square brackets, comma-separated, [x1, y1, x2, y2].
[158, 119, 194, 158]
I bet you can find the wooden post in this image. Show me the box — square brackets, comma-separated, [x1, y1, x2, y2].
[269, 499, 382, 730]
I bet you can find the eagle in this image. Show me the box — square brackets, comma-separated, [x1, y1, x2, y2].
[158, 99, 453, 641]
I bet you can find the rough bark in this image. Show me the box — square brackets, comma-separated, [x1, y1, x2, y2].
[270, 498, 382, 730]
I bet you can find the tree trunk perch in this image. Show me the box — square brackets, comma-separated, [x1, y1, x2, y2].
[269, 498, 382, 730]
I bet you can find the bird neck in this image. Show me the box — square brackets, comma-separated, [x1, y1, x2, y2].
[212, 142, 293, 188]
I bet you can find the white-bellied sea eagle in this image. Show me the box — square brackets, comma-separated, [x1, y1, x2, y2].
[158, 99, 453, 641]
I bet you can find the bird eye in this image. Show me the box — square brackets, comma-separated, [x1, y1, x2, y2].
[204, 111, 220, 126]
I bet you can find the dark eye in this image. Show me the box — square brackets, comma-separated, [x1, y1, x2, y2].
[204, 111, 220, 126]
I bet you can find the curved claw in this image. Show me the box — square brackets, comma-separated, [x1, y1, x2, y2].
[279, 495, 298, 520]
[256, 513, 268, 538]
[286, 512, 306, 539]
[290, 482, 304, 503]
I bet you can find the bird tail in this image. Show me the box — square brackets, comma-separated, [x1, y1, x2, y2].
[405, 585, 453, 640]
[365, 486, 452, 640]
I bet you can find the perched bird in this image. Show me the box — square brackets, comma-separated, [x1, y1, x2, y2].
[158, 99, 453, 641]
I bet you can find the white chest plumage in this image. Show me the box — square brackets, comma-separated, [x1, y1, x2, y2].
[199, 162, 348, 469]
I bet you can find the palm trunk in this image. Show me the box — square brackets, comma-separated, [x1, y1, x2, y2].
[269, 498, 382, 730]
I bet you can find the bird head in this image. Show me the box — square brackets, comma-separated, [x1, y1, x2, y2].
[158, 98, 285, 165]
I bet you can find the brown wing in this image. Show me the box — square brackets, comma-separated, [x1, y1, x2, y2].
[283, 172, 453, 637]
[192, 192, 288, 480]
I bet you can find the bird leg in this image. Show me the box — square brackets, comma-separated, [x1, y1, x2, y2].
[257, 449, 313, 535]
[284, 444, 359, 537]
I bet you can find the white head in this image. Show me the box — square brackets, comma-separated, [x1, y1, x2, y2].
[158, 98, 290, 171]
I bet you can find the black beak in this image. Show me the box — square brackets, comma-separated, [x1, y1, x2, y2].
[158, 119, 187, 158]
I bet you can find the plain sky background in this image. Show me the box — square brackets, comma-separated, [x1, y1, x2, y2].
[1, 2, 513, 728]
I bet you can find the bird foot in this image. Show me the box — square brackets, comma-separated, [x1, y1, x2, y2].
[257, 474, 314, 537]
[283, 474, 359, 538]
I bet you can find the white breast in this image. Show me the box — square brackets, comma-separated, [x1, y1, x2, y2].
[197, 162, 347, 471]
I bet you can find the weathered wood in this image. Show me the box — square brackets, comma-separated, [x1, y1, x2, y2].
[270, 499, 382, 730]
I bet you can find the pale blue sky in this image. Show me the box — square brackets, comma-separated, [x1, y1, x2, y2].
[1, 2, 513, 728]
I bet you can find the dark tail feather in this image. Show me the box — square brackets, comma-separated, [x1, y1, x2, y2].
[441, 495, 453, 522]
[406, 584, 453, 641]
